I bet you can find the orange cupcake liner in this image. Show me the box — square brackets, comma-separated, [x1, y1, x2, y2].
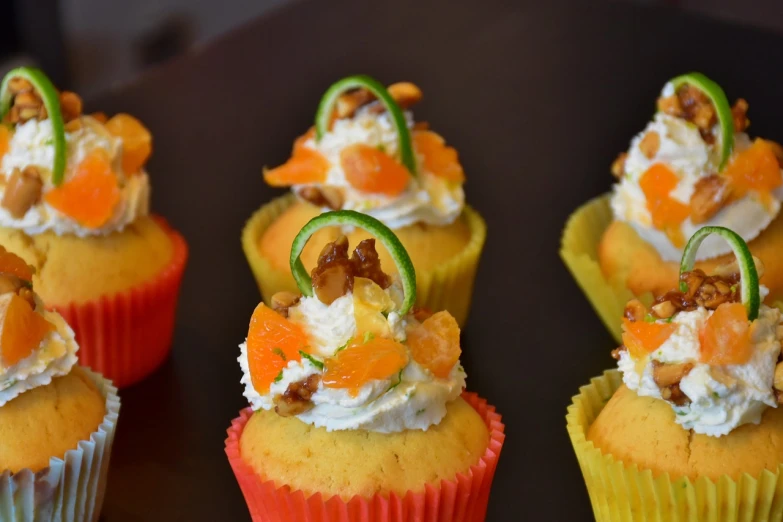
[225, 392, 505, 522]
[52, 216, 188, 388]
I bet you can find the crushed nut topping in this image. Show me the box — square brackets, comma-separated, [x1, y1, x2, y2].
[731, 98, 749, 133]
[3, 78, 83, 124]
[270, 291, 300, 318]
[653, 361, 694, 388]
[2, 166, 42, 218]
[655, 268, 740, 314]
[311, 235, 391, 305]
[623, 299, 647, 322]
[660, 382, 690, 406]
[335, 82, 423, 119]
[657, 85, 717, 142]
[298, 186, 343, 210]
[611, 346, 626, 360]
[610, 152, 627, 179]
[690, 174, 733, 224]
[638, 131, 661, 159]
[274, 374, 321, 417]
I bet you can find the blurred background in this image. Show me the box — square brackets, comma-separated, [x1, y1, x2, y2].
[2, 0, 782, 97]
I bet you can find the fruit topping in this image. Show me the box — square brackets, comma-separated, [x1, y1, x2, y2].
[246, 303, 308, 393]
[413, 130, 465, 183]
[699, 302, 752, 365]
[1, 293, 53, 367]
[105, 113, 152, 175]
[322, 336, 408, 392]
[0, 246, 32, 282]
[639, 163, 691, 246]
[621, 318, 677, 359]
[723, 139, 782, 199]
[340, 143, 410, 196]
[407, 310, 461, 378]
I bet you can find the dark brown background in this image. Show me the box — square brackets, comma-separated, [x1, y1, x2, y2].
[88, 0, 783, 519]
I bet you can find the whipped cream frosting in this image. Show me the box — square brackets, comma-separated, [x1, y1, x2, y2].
[238, 281, 466, 433]
[618, 296, 782, 437]
[611, 85, 783, 262]
[294, 107, 465, 230]
[0, 294, 78, 407]
[0, 116, 150, 237]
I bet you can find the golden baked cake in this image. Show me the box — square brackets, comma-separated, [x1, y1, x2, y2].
[568, 226, 783, 520]
[561, 72, 783, 342]
[0, 67, 188, 386]
[227, 210, 504, 521]
[0, 246, 120, 519]
[243, 75, 485, 326]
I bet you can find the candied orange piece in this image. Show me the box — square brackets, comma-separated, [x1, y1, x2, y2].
[0, 249, 32, 282]
[0, 125, 10, 163]
[699, 303, 751, 365]
[340, 143, 409, 196]
[621, 318, 677, 359]
[105, 113, 152, 174]
[353, 277, 394, 338]
[407, 311, 461, 378]
[639, 163, 690, 246]
[45, 150, 120, 228]
[323, 336, 408, 391]
[264, 148, 329, 186]
[1, 294, 53, 367]
[246, 303, 307, 393]
[413, 131, 465, 183]
[724, 139, 782, 198]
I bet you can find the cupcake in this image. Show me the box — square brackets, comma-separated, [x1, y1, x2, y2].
[0, 67, 188, 387]
[0, 246, 120, 520]
[567, 226, 783, 520]
[227, 210, 504, 521]
[242, 75, 486, 326]
[561, 72, 783, 341]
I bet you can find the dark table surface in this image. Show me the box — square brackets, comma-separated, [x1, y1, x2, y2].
[87, 0, 783, 519]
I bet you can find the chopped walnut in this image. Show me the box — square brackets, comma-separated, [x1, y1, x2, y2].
[651, 300, 676, 319]
[351, 239, 391, 289]
[311, 235, 392, 305]
[677, 84, 717, 141]
[660, 383, 690, 406]
[271, 291, 300, 318]
[654, 268, 739, 314]
[335, 82, 423, 119]
[8, 91, 44, 123]
[2, 166, 42, 218]
[653, 361, 694, 388]
[610, 152, 627, 179]
[298, 186, 343, 210]
[611, 346, 626, 360]
[59, 91, 83, 123]
[690, 174, 733, 224]
[623, 299, 647, 322]
[657, 94, 683, 117]
[274, 374, 321, 417]
[638, 131, 660, 159]
[731, 99, 750, 133]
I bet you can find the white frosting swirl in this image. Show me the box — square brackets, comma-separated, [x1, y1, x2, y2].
[618, 300, 782, 437]
[293, 107, 464, 229]
[0, 294, 78, 407]
[611, 99, 783, 262]
[0, 116, 150, 237]
[238, 283, 466, 433]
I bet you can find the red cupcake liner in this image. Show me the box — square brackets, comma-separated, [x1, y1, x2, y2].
[225, 392, 505, 522]
[52, 217, 188, 388]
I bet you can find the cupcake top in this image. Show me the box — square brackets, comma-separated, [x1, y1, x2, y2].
[0, 67, 151, 237]
[238, 210, 466, 432]
[264, 75, 466, 230]
[0, 246, 77, 406]
[611, 72, 783, 262]
[614, 226, 783, 436]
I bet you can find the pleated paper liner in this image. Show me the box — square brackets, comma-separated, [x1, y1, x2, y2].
[560, 195, 652, 344]
[0, 367, 120, 522]
[225, 392, 505, 522]
[241, 195, 487, 327]
[567, 369, 783, 521]
[53, 217, 188, 388]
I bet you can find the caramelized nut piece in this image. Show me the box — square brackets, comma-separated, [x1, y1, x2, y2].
[610, 346, 626, 360]
[651, 300, 676, 319]
[271, 291, 300, 318]
[298, 186, 343, 210]
[610, 152, 627, 179]
[657, 94, 683, 117]
[7, 78, 32, 94]
[311, 235, 354, 305]
[2, 167, 42, 218]
[653, 361, 694, 388]
[638, 131, 660, 159]
[623, 299, 647, 322]
[274, 374, 321, 417]
[412, 306, 433, 323]
[336, 82, 423, 119]
[351, 239, 391, 289]
[59, 91, 83, 122]
[678, 84, 716, 136]
[731, 98, 750, 133]
[690, 174, 732, 224]
[335, 88, 375, 119]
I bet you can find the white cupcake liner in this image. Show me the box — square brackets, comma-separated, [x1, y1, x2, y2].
[0, 367, 120, 522]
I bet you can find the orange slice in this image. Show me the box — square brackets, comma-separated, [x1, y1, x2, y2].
[0, 248, 32, 282]
[105, 113, 152, 175]
[45, 150, 120, 228]
[264, 147, 329, 186]
[323, 336, 408, 392]
[639, 163, 690, 247]
[723, 139, 782, 198]
[699, 302, 751, 365]
[340, 143, 409, 196]
[406, 310, 461, 378]
[0, 125, 10, 164]
[621, 318, 677, 360]
[246, 303, 308, 393]
[1, 294, 53, 367]
[413, 130, 465, 183]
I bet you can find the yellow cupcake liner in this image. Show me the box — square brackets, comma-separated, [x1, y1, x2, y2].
[560, 195, 651, 344]
[241, 195, 487, 326]
[567, 370, 783, 521]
